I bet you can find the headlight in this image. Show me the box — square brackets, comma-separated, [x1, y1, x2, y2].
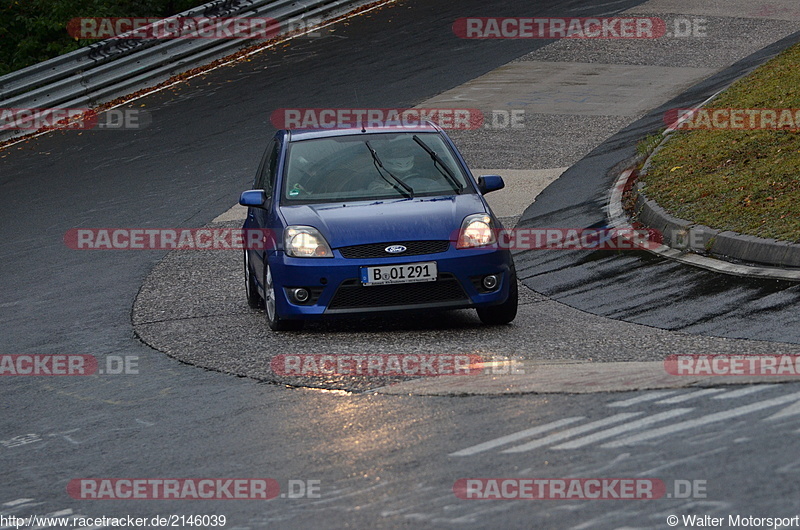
[457, 213, 496, 249]
[284, 226, 333, 258]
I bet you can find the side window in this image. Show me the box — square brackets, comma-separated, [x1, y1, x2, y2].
[255, 140, 279, 195]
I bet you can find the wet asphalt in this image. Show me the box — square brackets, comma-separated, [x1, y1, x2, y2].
[2, 0, 800, 527]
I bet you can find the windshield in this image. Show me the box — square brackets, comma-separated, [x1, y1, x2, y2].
[282, 132, 471, 204]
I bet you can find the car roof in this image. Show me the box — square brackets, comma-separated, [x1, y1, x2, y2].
[286, 124, 442, 142]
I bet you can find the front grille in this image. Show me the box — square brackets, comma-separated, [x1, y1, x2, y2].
[338, 240, 450, 259]
[327, 273, 468, 310]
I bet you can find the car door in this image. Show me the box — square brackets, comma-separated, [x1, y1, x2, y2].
[246, 137, 280, 290]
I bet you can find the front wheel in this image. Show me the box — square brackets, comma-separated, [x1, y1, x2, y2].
[264, 264, 304, 331]
[476, 270, 518, 325]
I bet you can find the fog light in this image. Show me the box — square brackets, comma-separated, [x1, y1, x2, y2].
[482, 274, 499, 290]
[291, 288, 310, 303]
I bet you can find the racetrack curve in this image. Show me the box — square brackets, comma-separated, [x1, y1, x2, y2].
[3, 0, 800, 526]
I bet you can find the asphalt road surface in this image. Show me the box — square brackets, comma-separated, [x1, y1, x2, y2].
[2, 0, 800, 528]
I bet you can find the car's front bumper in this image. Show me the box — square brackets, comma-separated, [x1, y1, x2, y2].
[268, 245, 513, 320]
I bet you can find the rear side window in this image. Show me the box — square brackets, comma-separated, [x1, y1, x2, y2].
[256, 140, 279, 195]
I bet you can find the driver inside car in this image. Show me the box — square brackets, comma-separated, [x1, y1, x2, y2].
[368, 141, 429, 193]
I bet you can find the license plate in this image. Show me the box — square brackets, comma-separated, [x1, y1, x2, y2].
[360, 261, 438, 286]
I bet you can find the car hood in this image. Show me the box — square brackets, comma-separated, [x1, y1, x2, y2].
[279, 194, 487, 248]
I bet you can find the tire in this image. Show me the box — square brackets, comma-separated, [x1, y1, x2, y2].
[264, 264, 304, 331]
[476, 269, 518, 325]
[244, 251, 263, 309]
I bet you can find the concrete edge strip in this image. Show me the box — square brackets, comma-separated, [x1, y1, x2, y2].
[368, 360, 800, 396]
[607, 168, 800, 282]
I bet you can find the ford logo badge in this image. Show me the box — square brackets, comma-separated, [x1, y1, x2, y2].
[385, 245, 407, 254]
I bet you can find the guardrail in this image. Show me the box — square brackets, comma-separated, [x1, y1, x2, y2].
[0, 0, 375, 141]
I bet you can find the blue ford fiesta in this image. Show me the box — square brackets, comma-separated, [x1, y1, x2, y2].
[239, 123, 517, 331]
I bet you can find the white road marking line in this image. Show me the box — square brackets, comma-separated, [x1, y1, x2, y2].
[0, 499, 43, 518]
[2, 499, 33, 507]
[655, 388, 727, 404]
[449, 417, 584, 456]
[501, 413, 642, 453]
[603, 391, 800, 448]
[552, 409, 694, 450]
[765, 400, 800, 421]
[712, 385, 778, 399]
[637, 447, 727, 476]
[607, 391, 680, 407]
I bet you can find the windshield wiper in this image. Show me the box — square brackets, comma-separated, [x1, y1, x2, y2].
[365, 141, 414, 199]
[412, 135, 463, 194]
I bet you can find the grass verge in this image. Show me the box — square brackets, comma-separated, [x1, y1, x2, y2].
[639, 42, 800, 243]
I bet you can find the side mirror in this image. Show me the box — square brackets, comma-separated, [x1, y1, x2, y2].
[477, 175, 505, 194]
[239, 189, 267, 208]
